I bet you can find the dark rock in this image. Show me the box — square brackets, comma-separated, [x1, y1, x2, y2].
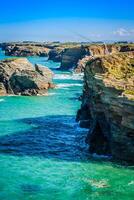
[48, 48, 63, 62]
[79, 120, 90, 128]
[59, 46, 88, 70]
[120, 45, 134, 52]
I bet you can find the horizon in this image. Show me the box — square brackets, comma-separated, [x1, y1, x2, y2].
[0, 0, 134, 42]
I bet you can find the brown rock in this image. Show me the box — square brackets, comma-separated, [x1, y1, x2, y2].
[78, 51, 134, 163]
[0, 58, 55, 96]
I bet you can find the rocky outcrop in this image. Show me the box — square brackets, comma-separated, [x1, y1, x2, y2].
[74, 56, 92, 73]
[87, 44, 120, 56]
[74, 44, 134, 73]
[59, 46, 88, 70]
[74, 44, 121, 73]
[120, 45, 134, 52]
[4, 45, 50, 57]
[48, 47, 64, 62]
[77, 52, 134, 163]
[0, 58, 55, 96]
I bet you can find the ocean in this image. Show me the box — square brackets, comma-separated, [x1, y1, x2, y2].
[0, 49, 134, 200]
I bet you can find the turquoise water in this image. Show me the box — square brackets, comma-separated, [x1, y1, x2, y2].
[0, 49, 134, 200]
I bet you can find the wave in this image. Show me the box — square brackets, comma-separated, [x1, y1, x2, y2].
[56, 83, 82, 89]
[0, 99, 4, 102]
[48, 93, 56, 96]
[54, 73, 84, 81]
[36, 92, 57, 96]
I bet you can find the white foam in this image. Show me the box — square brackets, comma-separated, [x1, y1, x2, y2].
[0, 99, 4, 102]
[54, 73, 84, 81]
[56, 83, 82, 89]
[48, 93, 56, 96]
[128, 181, 134, 185]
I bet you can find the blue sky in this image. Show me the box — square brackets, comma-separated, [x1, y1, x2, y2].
[0, 0, 134, 42]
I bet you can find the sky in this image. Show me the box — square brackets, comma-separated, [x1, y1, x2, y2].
[0, 0, 134, 42]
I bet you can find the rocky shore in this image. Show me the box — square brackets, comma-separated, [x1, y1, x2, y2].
[48, 43, 134, 72]
[1, 42, 134, 71]
[0, 58, 54, 96]
[77, 51, 134, 163]
[0, 41, 134, 163]
[3, 44, 50, 57]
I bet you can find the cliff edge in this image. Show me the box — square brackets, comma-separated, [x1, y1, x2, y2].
[77, 52, 134, 163]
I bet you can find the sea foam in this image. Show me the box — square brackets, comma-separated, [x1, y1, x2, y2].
[54, 73, 84, 81]
[56, 83, 82, 89]
[0, 99, 4, 102]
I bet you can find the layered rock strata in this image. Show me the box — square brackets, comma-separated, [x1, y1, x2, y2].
[77, 52, 134, 163]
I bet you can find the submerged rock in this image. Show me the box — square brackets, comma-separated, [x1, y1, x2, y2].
[77, 51, 134, 163]
[21, 184, 42, 194]
[84, 179, 110, 189]
[0, 58, 55, 96]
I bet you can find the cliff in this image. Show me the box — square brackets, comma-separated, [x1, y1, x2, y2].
[59, 44, 121, 71]
[0, 58, 54, 96]
[4, 44, 50, 57]
[59, 46, 88, 70]
[48, 47, 64, 62]
[77, 52, 134, 163]
[75, 44, 134, 73]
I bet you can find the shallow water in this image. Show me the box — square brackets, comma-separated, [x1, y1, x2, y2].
[0, 49, 134, 200]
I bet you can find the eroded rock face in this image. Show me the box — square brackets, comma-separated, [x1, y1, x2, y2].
[48, 47, 64, 62]
[4, 45, 50, 57]
[87, 44, 120, 56]
[77, 52, 134, 163]
[59, 46, 88, 70]
[74, 44, 121, 73]
[74, 56, 92, 73]
[0, 58, 54, 96]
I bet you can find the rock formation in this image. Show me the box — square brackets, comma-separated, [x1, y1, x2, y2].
[74, 44, 134, 73]
[77, 52, 134, 163]
[4, 44, 50, 57]
[0, 58, 55, 96]
[74, 56, 92, 73]
[120, 45, 134, 52]
[59, 46, 88, 70]
[48, 47, 64, 62]
[1, 42, 134, 73]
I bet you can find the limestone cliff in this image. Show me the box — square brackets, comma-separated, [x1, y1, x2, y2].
[0, 58, 54, 96]
[77, 52, 134, 163]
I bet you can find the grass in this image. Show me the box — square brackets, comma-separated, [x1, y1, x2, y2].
[3, 57, 19, 61]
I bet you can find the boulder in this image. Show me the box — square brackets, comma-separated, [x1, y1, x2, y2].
[0, 58, 55, 96]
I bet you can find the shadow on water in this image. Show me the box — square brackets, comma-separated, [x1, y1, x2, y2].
[0, 115, 89, 161]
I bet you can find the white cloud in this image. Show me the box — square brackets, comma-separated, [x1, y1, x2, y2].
[113, 28, 134, 36]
